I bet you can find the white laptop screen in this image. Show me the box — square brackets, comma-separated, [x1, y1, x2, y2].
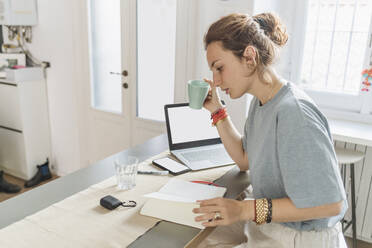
[167, 105, 219, 144]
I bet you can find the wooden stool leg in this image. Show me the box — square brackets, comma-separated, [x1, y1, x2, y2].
[350, 163, 357, 248]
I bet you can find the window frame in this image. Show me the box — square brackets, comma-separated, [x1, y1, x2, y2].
[289, 0, 372, 122]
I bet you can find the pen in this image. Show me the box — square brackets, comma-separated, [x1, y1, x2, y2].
[191, 180, 221, 187]
[137, 170, 169, 175]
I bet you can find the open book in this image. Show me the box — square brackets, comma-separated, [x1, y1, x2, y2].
[140, 178, 227, 229]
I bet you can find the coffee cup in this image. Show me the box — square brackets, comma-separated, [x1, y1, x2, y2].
[188, 80, 210, 109]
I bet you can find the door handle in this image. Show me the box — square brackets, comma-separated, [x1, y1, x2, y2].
[110, 70, 129, 77]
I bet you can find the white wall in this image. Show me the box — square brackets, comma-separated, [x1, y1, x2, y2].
[30, 0, 85, 175]
[2, 0, 86, 175]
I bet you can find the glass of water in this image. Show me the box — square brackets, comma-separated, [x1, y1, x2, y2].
[114, 155, 139, 190]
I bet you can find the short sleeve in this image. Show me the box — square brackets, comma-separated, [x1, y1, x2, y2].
[277, 123, 346, 208]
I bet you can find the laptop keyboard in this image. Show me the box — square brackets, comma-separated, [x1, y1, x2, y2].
[181, 148, 229, 163]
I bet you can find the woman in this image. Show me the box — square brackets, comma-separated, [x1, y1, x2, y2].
[192, 13, 348, 247]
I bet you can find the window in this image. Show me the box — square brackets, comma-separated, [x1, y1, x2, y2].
[87, 0, 122, 113]
[136, 0, 177, 122]
[292, 0, 372, 116]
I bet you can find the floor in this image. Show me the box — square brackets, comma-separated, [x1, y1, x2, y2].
[0, 172, 58, 203]
[346, 238, 372, 248]
[1, 174, 372, 247]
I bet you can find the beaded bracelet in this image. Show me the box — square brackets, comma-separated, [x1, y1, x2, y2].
[211, 107, 226, 121]
[212, 115, 228, 126]
[211, 108, 228, 126]
[213, 112, 228, 123]
[211, 107, 226, 118]
[267, 199, 272, 223]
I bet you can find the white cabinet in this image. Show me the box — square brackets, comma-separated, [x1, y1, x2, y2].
[0, 74, 51, 180]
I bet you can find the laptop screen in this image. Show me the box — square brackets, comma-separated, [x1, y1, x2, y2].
[164, 103, 221, 150]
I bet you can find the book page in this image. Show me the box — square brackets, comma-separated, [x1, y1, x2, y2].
[143, 178, 226, 202]
[143, 192, 194, 203]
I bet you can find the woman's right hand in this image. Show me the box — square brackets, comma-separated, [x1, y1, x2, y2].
[203, 78, 224, 113]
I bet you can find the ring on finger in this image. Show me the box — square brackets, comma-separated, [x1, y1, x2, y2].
[214, 212, 222, 220]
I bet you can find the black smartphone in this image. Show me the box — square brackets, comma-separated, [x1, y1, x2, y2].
[152, 157, 191, 175]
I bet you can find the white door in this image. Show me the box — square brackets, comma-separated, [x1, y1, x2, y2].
[130, 0, 182, 146]
[86, 0, 185, 163]
[86, 0, 133, 162]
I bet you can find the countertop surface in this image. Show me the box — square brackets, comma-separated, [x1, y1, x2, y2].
[329, 119, 372, 147]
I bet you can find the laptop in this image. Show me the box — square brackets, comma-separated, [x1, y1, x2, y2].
[164, 103, 234, 171]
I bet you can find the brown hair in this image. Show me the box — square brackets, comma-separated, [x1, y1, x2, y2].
[204, 13, 288, 84]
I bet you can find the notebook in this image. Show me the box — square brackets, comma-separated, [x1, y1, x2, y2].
[140, 178, 227, 229]
[164, 103, 234, 171]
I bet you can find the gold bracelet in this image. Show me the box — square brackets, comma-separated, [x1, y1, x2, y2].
[255, 199, 264, 224]
[255, 198, 268, 225]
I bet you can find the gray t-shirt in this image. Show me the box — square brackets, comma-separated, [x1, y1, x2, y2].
[242, 82, 347, 231]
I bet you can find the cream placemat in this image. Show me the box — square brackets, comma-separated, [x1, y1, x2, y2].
[0, 151, 234, 248]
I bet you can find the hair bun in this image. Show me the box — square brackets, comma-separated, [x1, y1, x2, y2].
[253, 13, 288, 47]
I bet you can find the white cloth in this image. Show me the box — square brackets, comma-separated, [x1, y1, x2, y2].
[196, 222, 247, 248]
[243, 221, 347, 248]
[196, 221, 347, 248]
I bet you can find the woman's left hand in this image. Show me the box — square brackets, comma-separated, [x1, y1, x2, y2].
[193, 197, 251, 227]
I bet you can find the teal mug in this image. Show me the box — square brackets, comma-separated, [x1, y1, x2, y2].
[188, 80, 210, 109]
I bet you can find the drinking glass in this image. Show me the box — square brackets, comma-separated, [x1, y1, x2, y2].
[114, 155, 139, 190]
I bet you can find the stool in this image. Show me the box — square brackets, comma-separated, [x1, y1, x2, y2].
[335, 147, 365, 248]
